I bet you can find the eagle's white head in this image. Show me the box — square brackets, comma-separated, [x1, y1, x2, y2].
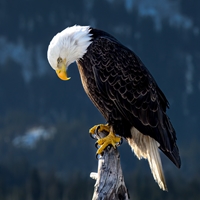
[47, 25, 92, 80]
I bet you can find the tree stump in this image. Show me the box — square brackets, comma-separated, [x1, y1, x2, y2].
[90, 130, 130, 200]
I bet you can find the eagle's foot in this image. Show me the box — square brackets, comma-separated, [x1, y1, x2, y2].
[89, 123, 110, 136]
[96, 131, 121, 155]
[89, 124, 121, 155]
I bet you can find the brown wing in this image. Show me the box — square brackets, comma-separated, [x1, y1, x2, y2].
[87, 36, 181, 168]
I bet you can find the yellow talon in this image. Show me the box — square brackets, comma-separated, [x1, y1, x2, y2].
[89, 123, 110, 135]
[89, 123, 121, 155]
[96, 131, 121, 155]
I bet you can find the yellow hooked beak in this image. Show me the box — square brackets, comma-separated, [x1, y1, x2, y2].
[56, 60, 71, 81]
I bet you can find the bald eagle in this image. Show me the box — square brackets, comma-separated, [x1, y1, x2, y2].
[47, 25, 181, 191]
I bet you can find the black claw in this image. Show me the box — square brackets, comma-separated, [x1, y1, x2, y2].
[95, 125, 100, 135]
[95, 142, 99, 149]
[96, 153, 101, 160]
[96, 152, 104, 159]
[119, 138, 123, 145]
[90, 133, 96, 139]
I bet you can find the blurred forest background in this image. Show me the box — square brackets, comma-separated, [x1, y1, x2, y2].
[0, 0, 200, 199]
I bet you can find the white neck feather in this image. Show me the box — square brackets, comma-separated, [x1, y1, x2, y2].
[47, 25, 92, 70]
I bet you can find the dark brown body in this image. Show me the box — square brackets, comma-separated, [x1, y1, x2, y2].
[77, 28, 181, 168]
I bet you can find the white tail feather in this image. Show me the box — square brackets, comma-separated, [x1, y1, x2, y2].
[127, 127, 167, 191]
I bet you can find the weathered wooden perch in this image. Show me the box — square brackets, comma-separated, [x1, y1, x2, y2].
[90, 130, 130, 200]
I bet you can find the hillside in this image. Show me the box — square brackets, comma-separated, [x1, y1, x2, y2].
[0, 0, 200, 199]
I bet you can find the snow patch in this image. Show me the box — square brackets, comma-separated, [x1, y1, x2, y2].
[126, 0, 193, 30]
[0, 36, 49, 82]
[13, 126, 56, 148]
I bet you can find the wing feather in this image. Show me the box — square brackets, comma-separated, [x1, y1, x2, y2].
[87, 36, 180, 167]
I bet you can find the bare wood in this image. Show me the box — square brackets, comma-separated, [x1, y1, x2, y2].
[90, 131, 130, 200]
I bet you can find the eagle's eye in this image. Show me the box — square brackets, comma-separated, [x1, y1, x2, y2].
[57, 57, 62, 64]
